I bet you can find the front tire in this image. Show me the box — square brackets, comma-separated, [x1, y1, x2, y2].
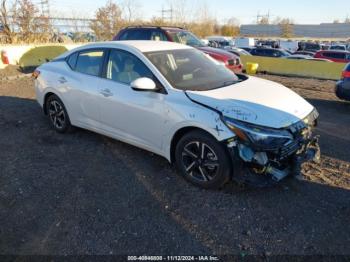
[175, 130, 232, 189]
[45, 94, 72, 133]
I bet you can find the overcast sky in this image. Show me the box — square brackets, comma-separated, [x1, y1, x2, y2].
[47, 0, 349, 24]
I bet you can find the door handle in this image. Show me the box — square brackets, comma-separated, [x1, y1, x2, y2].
[100, 88, 113, 97]
[58, 76, 67, 84]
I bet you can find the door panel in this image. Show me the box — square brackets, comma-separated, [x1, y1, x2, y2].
[98, 49, 167, 151]
[63, 49, 105, 127]
[98, 80, 166, 150]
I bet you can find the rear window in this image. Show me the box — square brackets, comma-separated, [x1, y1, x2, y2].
[119, 29, 152, 40]
[305, 43, 321, 50]
[75, 50, 104, 77]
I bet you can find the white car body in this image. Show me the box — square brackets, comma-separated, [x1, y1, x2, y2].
[35, 41, 319, 186]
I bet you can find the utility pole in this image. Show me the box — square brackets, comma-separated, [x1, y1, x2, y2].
[38, 0, 50, 18]
[160, 5, 174, 23]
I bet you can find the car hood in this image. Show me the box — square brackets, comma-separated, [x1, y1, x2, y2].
[196, 46, 237, 59]
[186, 76, 314, 129]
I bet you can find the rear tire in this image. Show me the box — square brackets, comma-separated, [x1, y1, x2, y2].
[175, 130, 232, 189]
[45, 94, 72, 133]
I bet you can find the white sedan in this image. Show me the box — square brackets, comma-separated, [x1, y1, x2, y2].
[34, 41, 320, 188]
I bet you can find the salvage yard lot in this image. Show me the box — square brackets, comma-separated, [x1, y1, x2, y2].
[0, 68, 349, 255]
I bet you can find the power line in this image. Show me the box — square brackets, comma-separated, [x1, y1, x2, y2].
[160, 5, 174, 22]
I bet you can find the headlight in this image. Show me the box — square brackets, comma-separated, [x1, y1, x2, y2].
[223, 116, 293, 150]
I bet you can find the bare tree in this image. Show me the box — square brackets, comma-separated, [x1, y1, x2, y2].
[188, 1, 217, 38]
[10, 0, 52, 43]
[121, 0, 141, 23]
[0, 0, 16, 43]
[167, 0, 188, 26]
[90, 0, 124, 41]
[15, 0, 39, 42]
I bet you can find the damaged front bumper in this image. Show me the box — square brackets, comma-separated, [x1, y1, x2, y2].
[227, 132, 321, 187]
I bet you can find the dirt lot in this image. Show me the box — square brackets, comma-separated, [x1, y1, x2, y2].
[0, 67, 349, 257]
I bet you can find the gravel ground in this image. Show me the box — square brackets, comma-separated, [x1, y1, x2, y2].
[0, 68, 349, 257]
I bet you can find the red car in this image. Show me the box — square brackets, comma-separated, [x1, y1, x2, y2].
[314, 50, 350, 63]
[113, 26, 242, 73]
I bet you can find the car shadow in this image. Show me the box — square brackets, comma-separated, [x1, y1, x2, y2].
[0, 95, 349, 255]
[307, 98, 350, 162]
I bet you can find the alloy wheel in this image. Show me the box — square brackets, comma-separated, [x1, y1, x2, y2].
[48, 100, 66, 130]
[181, 141, 220, 182]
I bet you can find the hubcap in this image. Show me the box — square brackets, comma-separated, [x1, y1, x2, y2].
[48, 100, 65, 129]
[182, 141, 219, 182]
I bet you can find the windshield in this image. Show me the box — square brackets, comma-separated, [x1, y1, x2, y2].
[145, 49, 238, 91]
[167, 31, 205, 47]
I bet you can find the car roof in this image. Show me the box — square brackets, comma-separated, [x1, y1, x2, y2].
[123, 25, 185, 30]
[69, 41, 193, 53]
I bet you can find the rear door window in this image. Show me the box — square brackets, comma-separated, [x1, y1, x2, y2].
[150, 30, 167, 41]
[75, 50, 104, 77]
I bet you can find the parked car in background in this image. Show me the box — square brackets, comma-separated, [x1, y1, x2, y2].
[330, 45, 347, 51]
[206, 36, 234, 46]
[114, 26, 242, 73]
[335, 63, 350, 101]
[250, 47, 290, 58]
[283, 54, 311, 60]
[308, 58, 333, 62]
[241, 47, 255, 53]
[283, 55, 332, 62]
[34, 41, 320, 188]
[207, 39, 251, 57]
[201, 39, 209, 46]
[294, 51, 316, 56]
[314, 50, 350, 63]
[256, 40, 279, 48]
[298, 42, 321, 52]
[226, 47, 252, 57]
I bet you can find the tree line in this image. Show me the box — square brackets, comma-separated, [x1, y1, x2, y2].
[0, 0, 241, 44]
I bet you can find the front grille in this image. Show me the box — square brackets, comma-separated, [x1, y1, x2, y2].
[279, 139, 301, 158]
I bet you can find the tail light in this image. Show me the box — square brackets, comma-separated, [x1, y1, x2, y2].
[341, 70, 350, 79]
[1, 50, 9, 65]
[32, 69, 41, 79]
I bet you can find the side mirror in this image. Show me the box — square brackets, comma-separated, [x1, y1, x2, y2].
[130, 77, 158, 91]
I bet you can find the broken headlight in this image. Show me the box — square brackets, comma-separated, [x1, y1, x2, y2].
[223, 117, 294, 150]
